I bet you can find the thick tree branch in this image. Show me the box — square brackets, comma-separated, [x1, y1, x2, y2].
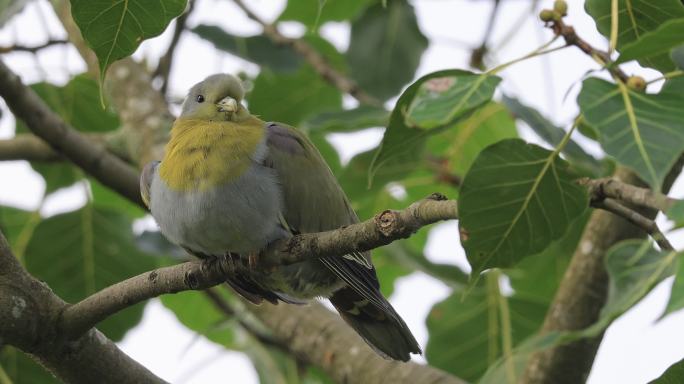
[581, 177, 678, 213]
[0, 231, 167, 384]
[0, 59, 144, 207]
[60, 196, 457, 338]
[231, 0, 380, 106]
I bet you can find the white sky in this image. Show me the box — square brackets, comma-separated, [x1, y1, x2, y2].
[1, 0, 684, 383]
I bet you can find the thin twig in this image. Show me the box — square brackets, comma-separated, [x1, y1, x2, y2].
[593, 198, 674, 251]
[580, 177, 678, 213]
[0, 39, 69, 54]
[59, 195, 457, 338]
[543, 17, 629, 83]
[231, 0, 379, 106]
[153, 0, 195, 95]
[470, 0, 501, 70]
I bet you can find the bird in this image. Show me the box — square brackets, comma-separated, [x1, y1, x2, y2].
[140, 73, 420, 361]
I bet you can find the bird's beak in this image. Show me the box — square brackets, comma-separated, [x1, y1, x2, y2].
[217, 97, 238, 113]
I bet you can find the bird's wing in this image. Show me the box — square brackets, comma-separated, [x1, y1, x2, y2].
[262, 122, 396, 315]
[140, 161, 160, 209]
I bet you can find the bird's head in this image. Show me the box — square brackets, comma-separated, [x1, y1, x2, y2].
[180, 74, 249, 121]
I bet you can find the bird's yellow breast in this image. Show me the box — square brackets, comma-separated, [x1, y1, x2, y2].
[159, 116, 265, 191]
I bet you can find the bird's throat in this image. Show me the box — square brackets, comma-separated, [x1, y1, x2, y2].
[159, 117, 265, 191]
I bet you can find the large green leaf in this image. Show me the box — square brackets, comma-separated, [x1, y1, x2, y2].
[191, 25, 302, 72]
[666, 200, 684, 228]
[425, 277, 547, 381]
[70, 0, 186, 85]
[0, 205, 35, 250]
[346, 0, 428, 101]
[650, 357, 684, 383]
[501, 95, 601, 176]
[369, 70, 501, 183]
[578, 77, 684, 191]
[426, 102, 518, 176]
[616, 18, 684, 68]
[1, 346, 59, 384]
[585, 0, 684, 72]
[458, 139, 588, 274]
[662, 257, 684, 318]
[279, 0, 370, 30]
[248, 66, 342, 126]
[24, 206, 157, 340]
[302, 105, 388, 134]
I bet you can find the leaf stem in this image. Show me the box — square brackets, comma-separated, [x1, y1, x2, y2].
[493, 270, 516, 383]
[487, 37, 566, 75]
[609, 0, 619, 54]
[646, 70, 684, 85]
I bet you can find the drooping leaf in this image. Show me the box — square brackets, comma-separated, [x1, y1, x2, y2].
[191, 25, 302, 72]
[24, 206, 157, 340]
[666, 200, 684, 228]
[0, 346, 59, 384]
[458, 139, 588, 274]
[279, 0, 370, 29]
[650, 357, 684, 384]
[303, 105, 389, 134]
[662, 257, 684, 318]
[578, 77, 684, 191]
[426, 277, 547, 381]
[347, 0, 428, 100]
[585, 0, 684, 72]
[70, 0, 187, 86]
[369, 70, 500, 183]
[248, 67, 342, 126]
[501, 95, 601, 176]
[616, 18, 684, 69]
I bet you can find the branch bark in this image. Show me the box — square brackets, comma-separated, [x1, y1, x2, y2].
[0, 231, 167, 384]
[0, 59, 144, 207]
[60, 196, 457, 338]
[581, 177, 678, 213]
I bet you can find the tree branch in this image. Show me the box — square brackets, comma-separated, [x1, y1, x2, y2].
[153, 0, 195, 95]
[231, 0, 380, 106]
[0, 59, 144, 207]
[60, 196, 457, 338]
[593, 198, 674, 251]
[0, 135, 62, 161]
[0, 231, 168, 384]
[0, 39, 69, 54]
[581, 177, 678, 213]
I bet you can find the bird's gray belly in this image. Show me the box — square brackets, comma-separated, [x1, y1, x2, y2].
[150, 164, 342, 298]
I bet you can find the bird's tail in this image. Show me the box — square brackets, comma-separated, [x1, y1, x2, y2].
[330, 287, 421, 361]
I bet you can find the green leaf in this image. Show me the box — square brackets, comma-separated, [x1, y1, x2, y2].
[616, 18, 684, 68]
[15, 75, 121, 194]
[302, 105, 389, 134]
[587, 240, 677, 334]
[650, 357, 684, 383]
[585, 0, 684, 72]
[279, 0, 370, 30]
[70, 0, 187, 88]
[458, 139, 588, 274]
[0, 205, 37, 249]
[370, 70, 500, 183]
[1, 346, 59, 384]
[89, 178, 145, 219]
[666, 200, 684, 228]
[426, 102, 518, 176]
[347, 0, 428, 100]
[662, 257, 684, 318]
[191, 25, 302, 72]
[577, 77, 684, 191]
[161, 290, 236, 347]
[672, 45, 684, 69]
[248, 67, 342, 126]
[24, 206, 157, 340]
[501, 95, 601, 176]
[425, 277, 547, 381]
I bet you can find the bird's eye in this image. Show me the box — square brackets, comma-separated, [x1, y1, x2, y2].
[196, 95, 205, 103]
